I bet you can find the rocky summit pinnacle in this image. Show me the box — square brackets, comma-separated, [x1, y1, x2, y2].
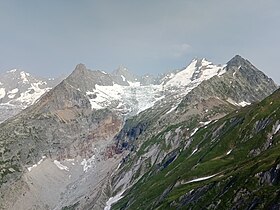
[226, 54, 251, 68]
[70, 63, 89, 77]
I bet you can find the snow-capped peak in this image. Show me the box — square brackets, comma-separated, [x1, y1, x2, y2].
[164, 58, 226, 88]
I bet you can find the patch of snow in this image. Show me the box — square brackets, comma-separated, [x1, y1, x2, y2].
[200, 121, 212, 126]
[184, 173, 218, 184]
[227, 98, 251, 107]
[7, 69, 17, 73]
[104, 191, 125, 210]
[101, 71, 108, 75]
[274, 124, 280, 135]
[190, 128, 199, 137]
[81, 155, 95, 172]
[165, 105, 177, 115]
[8, 94, 16, 99]
[165, 59, 197, 87]
[20, 71, 29, 83]
[8, 88, 19, 94]
[127, 81, 141, 87]
[226, 149, 232, 155]
[54, 160, 69, 171]
[191, 148, 198, 156]
[0, 88, 6, 99]
[238, 101, 251, 107]
[27, 156, 46, 172]
[88, 100, 105, 110]
[121, 75, 126, 82]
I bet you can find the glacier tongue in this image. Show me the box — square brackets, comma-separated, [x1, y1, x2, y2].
[84, 59, 228, 117]
[87, 84, 164, 116]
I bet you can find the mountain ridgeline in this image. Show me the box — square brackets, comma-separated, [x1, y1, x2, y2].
[0, 55, 278, 210]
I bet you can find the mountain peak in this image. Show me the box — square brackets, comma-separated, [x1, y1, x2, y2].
[74, 63, 87, 72]
[113, 65, 130, 75]
[227, 55, 249, 67]
[68, 63, 90, 79]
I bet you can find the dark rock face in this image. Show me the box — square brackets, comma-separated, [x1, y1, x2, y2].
[258, 164, 280, 186]
[115, 121, 148, 152]
[175, 184, 215, 208]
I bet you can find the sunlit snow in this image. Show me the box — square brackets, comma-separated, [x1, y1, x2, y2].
[0, 88, 6, 99]
[81, 155, 95, 172]
[104, 191, 125, 210]
[190, 128, 199, 137]
[54, 160, 69, 171]
[184, 173, 218, 184]
[27, 156, 46, 172]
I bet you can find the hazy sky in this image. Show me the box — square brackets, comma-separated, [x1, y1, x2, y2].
[0, 0, 279, 83]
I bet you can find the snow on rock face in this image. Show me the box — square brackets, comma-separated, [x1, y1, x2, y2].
[81, 155, 96, 172]
[183, 173, 219, 184]
[8, 88, 19, 94]
[121, 75, 126, 81]
[227, 98, 251, 107]
[165, 59, 198, 87]
[164, 59, 226, 88]
[226, 149, 232, 155]
[190, 128, 199, 137]
[238, 101, 251, 107]
[0, 88, 6, 99]
[86, 84, 164, 116]
[20, 71, 29, 83]
[104, 190, 125, 210]
[54, 160, 69, 171]
[27, 156, 46, 172]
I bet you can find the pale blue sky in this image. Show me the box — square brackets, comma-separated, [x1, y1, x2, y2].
[0, 0, 279, 83]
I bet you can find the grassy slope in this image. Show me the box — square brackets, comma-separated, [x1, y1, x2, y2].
[113, 89, 280, 210]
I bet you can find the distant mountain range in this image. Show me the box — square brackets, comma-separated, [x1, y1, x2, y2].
[0, 55, 279, 210]
[0, 69, 61, 122]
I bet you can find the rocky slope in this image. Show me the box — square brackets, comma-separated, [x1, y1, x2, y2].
[106, 55, 278, 209]
[111, 88, 280, 210]
[0, 69, 61, 123]
[0, 55, 278, 210]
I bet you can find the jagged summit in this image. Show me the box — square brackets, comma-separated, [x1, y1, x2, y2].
[68, 63, 91, 79]
[226, 54, 251, 68]
[74, 63, 87, 72]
